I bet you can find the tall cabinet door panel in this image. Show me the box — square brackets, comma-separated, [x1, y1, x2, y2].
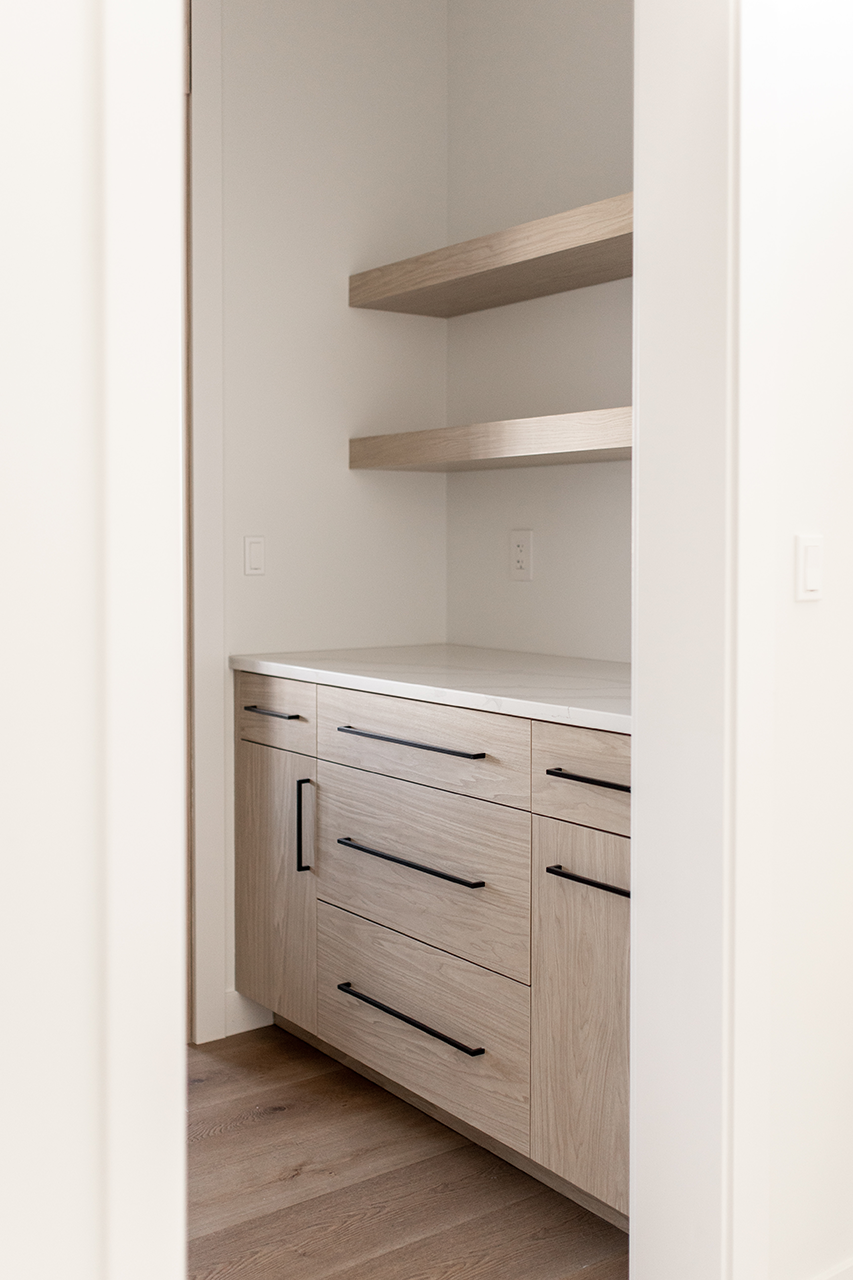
[531, 815, 629, 1215]
[235, 740, 317, 1033]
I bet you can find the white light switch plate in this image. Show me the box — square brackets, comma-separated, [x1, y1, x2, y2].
[244, 535, 265, 576]
[795, 534, 822, 601]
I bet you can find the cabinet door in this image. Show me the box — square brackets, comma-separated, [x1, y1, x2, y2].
[531, 815, 629, 1215]
[235, 740, 317, 1032]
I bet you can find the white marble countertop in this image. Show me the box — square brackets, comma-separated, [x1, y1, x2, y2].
[229, 644, 631, 734]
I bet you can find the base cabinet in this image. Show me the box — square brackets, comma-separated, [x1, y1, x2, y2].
[234, 670, 630, 1221]
[531, 815, 630, 1215]
[234, 740, 318, 1033]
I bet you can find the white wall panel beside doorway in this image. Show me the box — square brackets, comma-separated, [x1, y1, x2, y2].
[191, 0, 450, 1042]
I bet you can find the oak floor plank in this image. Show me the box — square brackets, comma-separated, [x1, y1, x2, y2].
[328, 1190, 627, 1280]
[189, 1026, 337, 1109]
[190, 1145, 552, 1279]
[188, 1026, 628, 1279]
[190, 1066, 467, 1238]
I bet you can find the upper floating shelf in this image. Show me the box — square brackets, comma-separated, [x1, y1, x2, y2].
[350, 408, 632, 473]
[349, 193, 633, 318]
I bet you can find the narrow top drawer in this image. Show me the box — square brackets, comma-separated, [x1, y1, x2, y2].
[532, 720, 630, 836]
[235, 672, 317, 756]
[317, 686, 530, 808]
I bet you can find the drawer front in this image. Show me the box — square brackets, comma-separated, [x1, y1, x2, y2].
[532, 721, 630, 836]
[316, 761, 531, 982]
[236, 671, 317, 756]
[317, 902, 530, 1154]
[317, 686, 530, 808]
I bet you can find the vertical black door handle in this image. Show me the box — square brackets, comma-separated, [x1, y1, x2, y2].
[296, 777, 312, 872]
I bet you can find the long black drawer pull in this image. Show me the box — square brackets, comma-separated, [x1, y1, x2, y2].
[296, 778, 312, 871]
[337, 837, 485, 889]
[337, 725, 485, 760]
[546, 864, 630, 899]
[337, 982, 485, 1056]
[244, 705, 301, 721]
[546, 767, 630, 794]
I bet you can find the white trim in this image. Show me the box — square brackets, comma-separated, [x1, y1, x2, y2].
[189, 0, 230, 1044]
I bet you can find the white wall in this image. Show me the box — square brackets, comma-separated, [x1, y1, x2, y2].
[192, 0, 450, 1041]
[633, 1, 853, 1278]
[445, 0, 634, 660]
[0, 1, 186, 1276]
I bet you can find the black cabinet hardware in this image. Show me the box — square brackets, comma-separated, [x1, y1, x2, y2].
[337, 725, 485, 760]
[243, 705, 301, 721]
[545, 767, 630, 793]
[546, 864, 630, 898]
[337, 836, 485, 888]
[336, 982, 485, 1056]
[296, 778, 312, 871]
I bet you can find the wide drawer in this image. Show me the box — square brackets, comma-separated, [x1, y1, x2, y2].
[317, 902, 530, 1154]
[317, 686, 530, 808]
[531, 721, 630, 836]
[316, 761, 531, 982]
[235, 672, 317, 756]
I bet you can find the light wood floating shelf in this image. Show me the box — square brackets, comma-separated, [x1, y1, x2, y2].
[349, 193, 633, 318]
[349, 408, 632, 473]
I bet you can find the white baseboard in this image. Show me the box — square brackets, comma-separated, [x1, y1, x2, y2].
[225, 989, 273, 1036]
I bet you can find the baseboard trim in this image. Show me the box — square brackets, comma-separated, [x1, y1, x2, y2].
[273, 1012, 629, 1234]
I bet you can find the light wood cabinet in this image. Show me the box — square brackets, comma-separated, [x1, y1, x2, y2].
[531, 815, 630, 1215]
[532, 720, 631, 836]
[317, 901, 531, 1154]
[235, 670, 317, 755]
[234, 669, 630, 1222]
[315, 760, 531, 982]
[234, 739, 317, 1033]
[317, 685, 531, 808]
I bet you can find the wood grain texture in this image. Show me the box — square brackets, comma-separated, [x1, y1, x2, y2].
[349, 193, 633, 317]
[532, 720, 631, 836]
[530, 818, 630, 895]
[316, 759, 531, 982]
[188, 1025, 629, 1280]
[234, 741, 318, 1031]
[317, 902, 531, 1154]
[235, 670, 317, 755]
[349, 407, 632, 472]
[317, 684, 531, 808]
[531, 817, 630, 1215]
[274, 1011, 630, 1234]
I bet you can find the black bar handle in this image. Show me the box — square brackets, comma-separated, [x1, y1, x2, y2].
[546, 864, 630, 899]
[337, 837, 485, 888]
[296, 778, 312, 871]
[546, 767, 630, 794]
[336, 982, 485, 1057]
[338, 725, 485, 760]
[244, 705, 301, 721]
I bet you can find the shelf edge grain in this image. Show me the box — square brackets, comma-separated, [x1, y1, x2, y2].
[349, 193, 633, 317]
[349, 408, 633, 473]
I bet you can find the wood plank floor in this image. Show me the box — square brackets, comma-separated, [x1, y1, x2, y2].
[188, 1025, 629, 1280]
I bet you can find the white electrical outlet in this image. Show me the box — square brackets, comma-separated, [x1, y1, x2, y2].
[510, 529, 533, 581]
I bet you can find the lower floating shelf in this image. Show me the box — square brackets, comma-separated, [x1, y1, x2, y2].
[349, 407, 632, 472]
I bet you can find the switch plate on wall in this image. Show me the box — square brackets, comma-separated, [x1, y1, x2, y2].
[510, 529, 533, 581]
[243, 535, 265, 576]
[795, 533, 822, 601]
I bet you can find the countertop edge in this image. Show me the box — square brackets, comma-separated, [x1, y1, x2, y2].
[229, 655, 632, 735]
